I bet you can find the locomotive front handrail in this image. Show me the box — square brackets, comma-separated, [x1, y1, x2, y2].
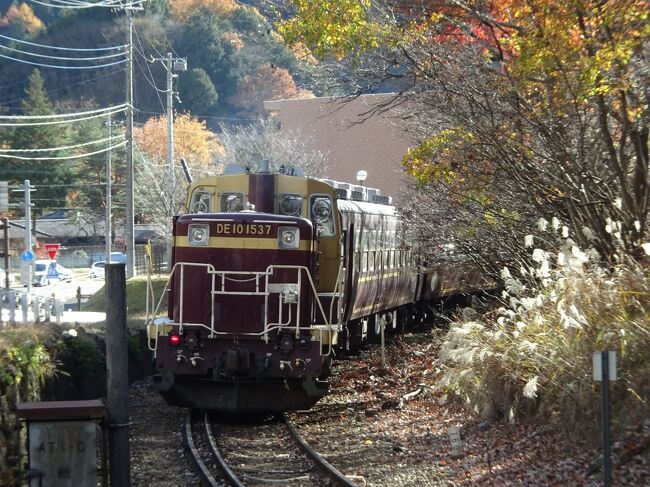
[147, 261, 342, 358]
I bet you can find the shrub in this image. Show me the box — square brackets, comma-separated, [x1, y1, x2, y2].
[0, 328, 56, 485]
[437, 232, 650, 435]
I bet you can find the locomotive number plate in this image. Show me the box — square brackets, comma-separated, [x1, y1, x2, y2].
[215, 223, 273, 236]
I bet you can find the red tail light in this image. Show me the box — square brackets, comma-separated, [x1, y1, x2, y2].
[168, 334, 182, 346]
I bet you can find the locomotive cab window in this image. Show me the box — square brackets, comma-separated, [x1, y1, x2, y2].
[221, 192, 245, 212]
[189, 190, 212, 213]
[310, 195, 334, 236]
[278, 193, 303, 216]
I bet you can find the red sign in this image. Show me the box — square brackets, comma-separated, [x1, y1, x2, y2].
[44, 243, 60, 260]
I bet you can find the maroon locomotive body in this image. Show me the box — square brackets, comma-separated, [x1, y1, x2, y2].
[147, 165, 490, 412]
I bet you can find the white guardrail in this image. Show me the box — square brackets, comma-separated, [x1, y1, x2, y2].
[0, 289, 64, 326]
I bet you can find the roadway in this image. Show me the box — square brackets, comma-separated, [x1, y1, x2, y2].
[8, 269, 105, 309]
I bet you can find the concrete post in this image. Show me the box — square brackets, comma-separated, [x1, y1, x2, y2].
[20, 293, 28, 324]
[53, 299, 62, 324]
[105, 263, 130, 486]
[32, 295, 40, 323]
[8, 290, 15, 325]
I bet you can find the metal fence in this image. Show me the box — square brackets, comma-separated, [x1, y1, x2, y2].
[5, 243, 168, 273]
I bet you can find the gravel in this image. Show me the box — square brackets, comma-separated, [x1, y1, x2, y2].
[128, 333, 650, 486]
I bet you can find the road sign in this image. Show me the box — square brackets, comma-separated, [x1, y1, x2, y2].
[44, 243, 60, 260]
[46, 261, 59, 279]
[20, 249, 34, 262]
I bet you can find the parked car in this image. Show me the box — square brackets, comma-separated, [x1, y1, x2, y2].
[108, 252, 127, 264]
[55, 264, 73, 283]
[89, 261, 107, 279]
[33, 260, 73, 286]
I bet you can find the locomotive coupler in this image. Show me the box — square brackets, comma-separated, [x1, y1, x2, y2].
[190, 354, 204, 367]
[279, 360, 293, 371]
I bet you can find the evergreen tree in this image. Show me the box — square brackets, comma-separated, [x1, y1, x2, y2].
[3, 69, 73, 212]
[179, 68, 219, 115]
[177, 9, 244, 106]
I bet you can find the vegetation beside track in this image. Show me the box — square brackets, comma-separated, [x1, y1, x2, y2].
[82, 275, 169, 321]
[437, 249, 650, 437]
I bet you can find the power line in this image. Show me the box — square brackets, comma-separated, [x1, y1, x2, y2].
[132, 29, 167, 104]
[0, 105, 128, 126]
[0, 43, 127, 62]
[0, 134, 124, 153]
[134, 108, 258, 122]
[0, 140, 127, 160]
[0, 70, 122, 108]
[0, 103, 127, 120]
[133, 7, 178, 59]
[28, 0, 146, 9]
[0, 33, 127, 52]
[0, 52, 127, 70]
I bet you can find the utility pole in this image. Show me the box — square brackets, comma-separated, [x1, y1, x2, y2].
[151, 53, 186, 271]
[166, 52, 174, 193]
[150, 53, 187, 212]
[12, 180, 35, 293]
[125, 8, 135, 278]
[106, 113, 112, 263]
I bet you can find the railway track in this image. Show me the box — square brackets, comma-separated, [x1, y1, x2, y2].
[184, 411, 361, 487]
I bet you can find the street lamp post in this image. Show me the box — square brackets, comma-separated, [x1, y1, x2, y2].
[356, 170, 368, 187]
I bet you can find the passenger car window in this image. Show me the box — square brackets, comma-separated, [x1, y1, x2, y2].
[190, 190, 212, 213]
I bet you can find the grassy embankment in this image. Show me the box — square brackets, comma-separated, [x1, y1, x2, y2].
[82, 275, 169, 326]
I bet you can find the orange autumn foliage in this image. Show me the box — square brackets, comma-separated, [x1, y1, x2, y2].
[170, 0, 238, 23]
[229, 64, 313, 114]
[135, 113, 224, 168]
[0, 3, 44, 36]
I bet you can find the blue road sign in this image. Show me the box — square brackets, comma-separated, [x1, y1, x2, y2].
[46, 261, 59, 279]
[20, 250, 34, 262]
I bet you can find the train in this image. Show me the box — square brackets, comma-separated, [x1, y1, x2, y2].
[146, 164, 490, 413]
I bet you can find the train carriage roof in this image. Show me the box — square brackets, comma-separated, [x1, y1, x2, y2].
[336, 199, 396, 217]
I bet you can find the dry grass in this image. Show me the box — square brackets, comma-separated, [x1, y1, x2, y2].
[437, 256, 650, 436]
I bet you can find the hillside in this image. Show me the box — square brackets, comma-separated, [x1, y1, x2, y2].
[0, 0, 318, 126]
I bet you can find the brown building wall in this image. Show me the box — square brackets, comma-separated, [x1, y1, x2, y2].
[264, 94, 413, 200]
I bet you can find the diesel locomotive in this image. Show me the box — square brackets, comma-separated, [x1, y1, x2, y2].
[146, 164, 487, 412]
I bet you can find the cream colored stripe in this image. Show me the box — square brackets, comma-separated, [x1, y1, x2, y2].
[358, 271, 401, 283]
[176, 235, 311, 251]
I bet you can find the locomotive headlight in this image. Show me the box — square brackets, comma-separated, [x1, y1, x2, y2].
[188, 224, 209, 246]
[278, 226, 299, 249]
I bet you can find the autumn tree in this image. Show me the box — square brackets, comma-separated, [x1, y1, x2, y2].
[169, 0, 238, 23]
[134, 113, 223, 238]
[0, 2, 44, 38]
[228, 64, 312, 115]
[279, 0, 650, 263]
[134, 112, 223, 169]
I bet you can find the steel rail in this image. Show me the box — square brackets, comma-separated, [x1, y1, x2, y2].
[202, 413, 246, 487]
[283, 413, 360, 487]
[182, 412, 221, 487]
